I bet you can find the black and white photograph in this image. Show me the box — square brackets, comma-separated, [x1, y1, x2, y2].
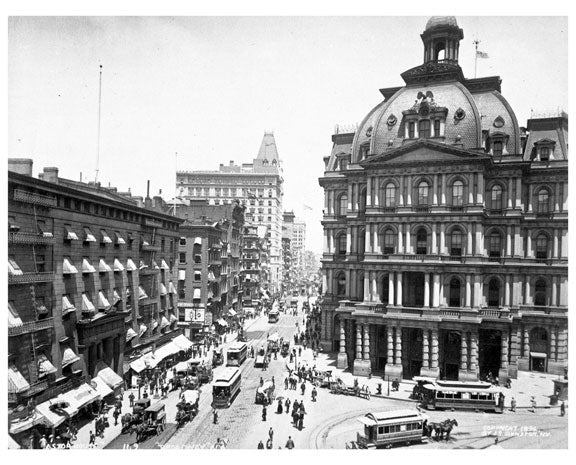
[5, 1, 572, 454]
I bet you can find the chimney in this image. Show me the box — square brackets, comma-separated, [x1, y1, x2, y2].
[229, 160, 234, 166]
[132, 196, 144, 207]
[42, 167, 59, 183]
[8, 158, 33, 176]
[144, 180, 152, 208]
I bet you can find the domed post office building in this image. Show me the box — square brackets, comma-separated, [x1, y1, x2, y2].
[318, 17, 568, 381]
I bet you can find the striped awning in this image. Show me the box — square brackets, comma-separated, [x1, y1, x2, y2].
[160, 315, 170, 329]
[99, 258, 112, 273]
[113, 289, 122, 305]
[8, 302, 23, 329]
[100, 230, 113, 244]
[152, 260, 160, 269]
[138, 286, 148, 300]
[98, 291, 111, 311]
[115, 232, 126, 245]
[61, 347, 80, 368]
[168, 281, 177, 294]
[84, 227, 97, 242]
[63, 258, 78, 274]
[62, 296, 76, 315]
[160, 259, 170, 270]
[8, 364, 30, 394]
[65, 226, 79, 241]
[82, 258, 96, 274]
[37, 354, 57, 376]
[113, 258, 125, 272]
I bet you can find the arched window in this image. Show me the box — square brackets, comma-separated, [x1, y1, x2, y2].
[419, 120, 431, 139]
[417, 181, 429, 205]
[537, 189, 550, 213]
[450, 229, 463, 256]
[385, 183, 396, 207]
[383, 229, 395, 255]
[337, 234, 347, 255]
[336, 274, 346, 296]
[534, 279, 547, 306]
[536, 234, 548, 259]
[491, 185, 503, 210]
[452, 180, 463, 206]
[416, 228, 427, 255]
[449, 278, 461, 307]
[338, 194, 348, 217]
[489, 232, 502, 257]
[493, 141, 503, 157]
[488, 278, 500, 307]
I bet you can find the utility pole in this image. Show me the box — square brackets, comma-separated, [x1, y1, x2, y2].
[95, 65, 103, 184]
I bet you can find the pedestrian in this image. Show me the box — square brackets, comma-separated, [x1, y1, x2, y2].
[299, 347, 302, 357]
[285, 436, 295, 449]
[311, 387, 317, 402]
[113, 408, 120, 426]
[560, 401, 566, 416]
[530, 396, 537, 413]
[260, 377, 264, 387]
[262, 405, 267, 421]
[285, 398, 291, 414]
[284, 377, 289, 390]
[277, 398, 283, 414]
[257, 440, 264, 449]
[88, 430, 96, 448]
[266, 438, 273, 449]
[269, 427, 274, 442]
[301, 382, 306, 396]
[510, 397, 517, 412]
[213, 409, 219, 424]
[39, 435, 48, 449]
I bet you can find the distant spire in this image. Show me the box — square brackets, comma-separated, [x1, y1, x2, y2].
[256, 132, 280, 164]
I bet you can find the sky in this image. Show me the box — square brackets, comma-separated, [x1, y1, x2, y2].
[7, 15, 568, 254]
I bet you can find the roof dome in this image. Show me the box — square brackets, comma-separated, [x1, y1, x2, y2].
[425, 16, 458, 30]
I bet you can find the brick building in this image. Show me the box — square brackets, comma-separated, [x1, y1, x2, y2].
[318, 17, 568, 381]
[241, 225, 271, 308]
[8, 160, 182, 440]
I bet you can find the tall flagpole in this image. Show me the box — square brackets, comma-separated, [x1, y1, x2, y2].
[473, 39, 480, 78]
[95, 64, 103, 183]
[174, 152, 178, 216]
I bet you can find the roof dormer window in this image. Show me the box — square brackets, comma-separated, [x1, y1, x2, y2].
[418, 120, 431, 138]
[359, 143, 370, 161]
[540, 146, 550, 161]
[489, 132, 509, 157]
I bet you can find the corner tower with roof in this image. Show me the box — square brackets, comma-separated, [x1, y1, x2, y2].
[319, 17, 567, 381]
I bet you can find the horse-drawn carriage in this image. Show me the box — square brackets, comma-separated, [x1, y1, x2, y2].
[175, 390, 200, 428]
[280, 341, 290, 357]
[255, 380, 275, 405]
[411, 376, 436, 401]
[267, 332, 280, 353]
[329, 378, 370, 399]
[312, 370, 333, 388]
[132, 402, 166, 441]
[255, 346, 267, 368]
[121, 398, 150, 433]
[212, 348, 224, 368]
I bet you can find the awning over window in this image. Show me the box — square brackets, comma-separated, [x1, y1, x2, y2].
[194, 237, 202, 245]
[530, 352, 548, 358]
[141, 240, 150, 247]
[160, 259, 170, 270]
[37, 383, 100, 428]
[168, 281, 177, 294]
[98, 291, 111, 311]
[92, 376, 113, 398]
[138, 286, 148, 300]
[82, 258, 96, 273]
[113, 289, 122, 305]
[169, 313, 177, 324]
[126, 328, 137, 342]
[114, 258, 125, 272]
[178, 270, 186, 280]
[138, 324, 148, 337]
[99, 258, 112, 273]
[62, 296, 76, 315]
[160, 316, 170, 329]
[8, 302, 23, 329]
[115, 232, 126, 245]
[95, 366, 124, 389]
[65, 226, 79, 241]
[160, 283, 168, 296]
[8, 259, 23, 276]
[61, 347, 80, 368]
[8, 364, 30, 394]
[84, 227, 97, 242]
[37, 354, 57, 376]
[152, 320, 159, 330]
[63, 258, 78, 274]
[151, 260, 160, 269]
[139, 260, 148, 270]
[101, 230, 112, 244]
[126, 258, 138, 271]
[193, 288, 201, 300]
[81, 293, 95, 313]
[228, 309, 237, 317]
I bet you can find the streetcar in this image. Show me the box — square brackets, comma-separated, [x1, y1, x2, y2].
[355, 409, 428, 449]
[212, 368, 241, 408]
[226, 341, 248, 367]
[421, 380, 505, 413]
[268, 309, 280, 323]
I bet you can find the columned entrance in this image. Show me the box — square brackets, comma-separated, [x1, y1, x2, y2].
[402, 327, 423, 379]
[440, 330, 461, 380]
[478, 329, 502, 379]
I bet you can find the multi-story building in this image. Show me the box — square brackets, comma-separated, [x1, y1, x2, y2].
[292, 218, 306, 273]
[176, 201, 245, 339]
[241, 225, 271, 307]
[8, 160, 182, 443]
[176, 132, 284, 292]
[319, 17, 568, 382]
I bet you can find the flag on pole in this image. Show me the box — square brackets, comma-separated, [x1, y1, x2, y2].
[303, 204, 313, 211]
[476, 50, 489, 59]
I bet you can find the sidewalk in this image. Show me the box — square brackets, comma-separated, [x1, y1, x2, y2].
[292, 346, 567, 411]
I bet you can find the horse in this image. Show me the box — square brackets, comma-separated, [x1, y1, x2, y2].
[426, 419, 458, 441]
[440, 419, 458, 441]
[121, 413, 134, 433]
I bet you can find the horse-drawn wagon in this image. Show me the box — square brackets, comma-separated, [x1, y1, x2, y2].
[255, 380, 275, 405]
[175, 389, 200, 428]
